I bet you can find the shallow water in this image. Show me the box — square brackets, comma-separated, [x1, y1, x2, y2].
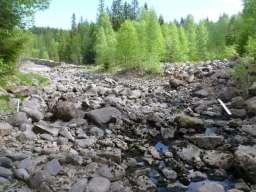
[156, 179, 234, 192]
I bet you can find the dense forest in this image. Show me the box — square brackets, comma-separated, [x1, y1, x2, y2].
[1, 0, 256, 75]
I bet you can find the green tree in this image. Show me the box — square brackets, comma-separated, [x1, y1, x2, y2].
[96, 13, 117, 69]
[196, 22, 209, 60]
[116, 20, 139, 69]
[179, 27, 189, 61]
[183, 15, 197, 60]
[139, 9, 164, 72]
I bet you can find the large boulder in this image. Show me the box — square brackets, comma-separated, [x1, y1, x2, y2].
[188, 134, 224, 150]
[22, 95, 46, 122]
[8, 112, 29, 127]
[203, 150, 233, 169]
[52, 100, 76, 121]
[175, 114, 204, 129]
[85, 107, 121, 126]
[235, 145, 256, 184]
[86, 177, 111, 192]
[245, 97, 256, 115]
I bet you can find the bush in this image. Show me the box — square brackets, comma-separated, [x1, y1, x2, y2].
[0, 58, 15, 77]
[231, 56, 256, 96]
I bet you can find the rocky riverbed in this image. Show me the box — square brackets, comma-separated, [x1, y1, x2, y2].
[0, 60, 256, 192]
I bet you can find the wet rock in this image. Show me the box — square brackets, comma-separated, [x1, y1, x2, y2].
[188, 134, 224, 150]
[52, 100, 76, 121]
[188, 171, 207, 182]
[197, 182, 225, 192]
[33, 121, 59, 136]
[203, 150, 233, 169]
[175, 114, 204, 129]
[0, 166, 13, 178]
[87, 177, 111, 192]
[45, 159, 61, 176]
[69, 178, 88, 192]
[177, 144, 202, 164]
[235, 145, 256, 184]
[167, 182, 188, 192]
[85, 107, 121, 126]
[0, 122, 12, 137]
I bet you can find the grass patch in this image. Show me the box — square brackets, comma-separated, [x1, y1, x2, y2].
[0, 72, 49, 89]
[0, 95, 15, 113]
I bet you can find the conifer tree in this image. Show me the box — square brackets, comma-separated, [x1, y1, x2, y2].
[183, 15, 197, 60]
[196, 22, 209, 60]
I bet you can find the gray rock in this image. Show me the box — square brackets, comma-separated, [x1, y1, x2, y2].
[177, 144, 202, 164]
[241, 125, 256, 137]
[188, 171, 207, 182]
[161, 168, 177, 180]
[167, 182, 188, 192]
[136, 175, 156, 192]
[14, 168, 30, 180]
[231, 97, 246, 109]
[8, 112, 29, 127]
[203, 150, 233, 169]
[0, 166, 13, 178]
[194, 89, 209, 98]
[59, 127, 75, 141]
[246, 97, 256, 115]
[85, 107, 121, 126]
[197, 182, 225, 192]
[69, 178, 88, 192]
[161, 127, 176, 139]
[87, 177, 111, 192]
[29, 170, 52, 189]
[128, 90, 142, 99]
[76, 137, 97, 148]
[52, 100, 76, 121]
[169, 79, 185, 89]
[0, 122, 12, 137]
[0, 157, 12, 168]
[175, 114, 204, 129]
[0, 176, 10, 184]
[46, 159, 61, 176]
[249, 82, 256, 96]
[33, 121, 59, 136]
[235, 145, 256, 184]
[189, 134, 224, 150]
[89, 127, 104, 138]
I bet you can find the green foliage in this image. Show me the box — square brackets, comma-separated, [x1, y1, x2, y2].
[196, 22, 209, 60]
[139, 9, 164, 73]
[16, 72, 49, 87]
[96, 12, 117, 69]
[246, 36, 256, 61]
[231, 57, 254, 95]
[116, 20, 140, 69]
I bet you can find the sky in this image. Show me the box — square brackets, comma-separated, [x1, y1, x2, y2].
[34, 0, 243, 29]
